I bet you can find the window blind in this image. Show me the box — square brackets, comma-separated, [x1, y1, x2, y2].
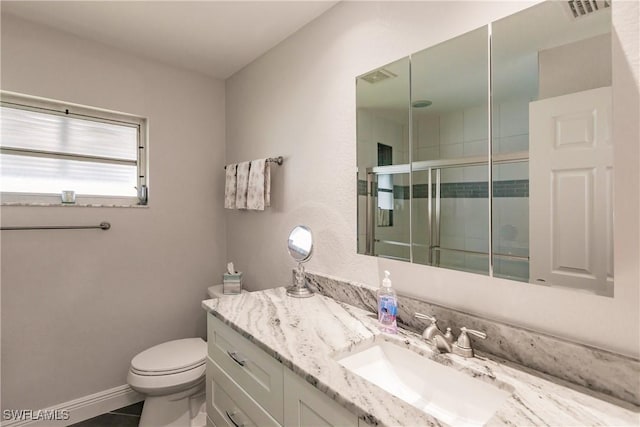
[0, 98, 145, 199]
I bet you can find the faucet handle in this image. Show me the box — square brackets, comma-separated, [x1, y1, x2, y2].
[461, 327, 487, 341]
[452, 327, 487, 358]
[414, 312, 436, 323]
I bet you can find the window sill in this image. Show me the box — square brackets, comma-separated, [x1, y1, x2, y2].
[1, 193, 148, 208]
[1, 201, 148, 208]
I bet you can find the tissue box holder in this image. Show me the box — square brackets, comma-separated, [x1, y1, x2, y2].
[223, 273, 243, 295]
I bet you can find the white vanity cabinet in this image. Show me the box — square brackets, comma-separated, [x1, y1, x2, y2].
[283, 368, 359, 427]
[206, 313, 361, 427]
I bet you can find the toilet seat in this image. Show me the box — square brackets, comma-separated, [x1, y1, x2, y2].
[131, 338, 206, 376]
[128, 364, 206, 396]
[128, 338, 207, 396]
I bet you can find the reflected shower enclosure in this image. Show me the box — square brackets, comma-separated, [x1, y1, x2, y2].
[357, 27, 493, 277]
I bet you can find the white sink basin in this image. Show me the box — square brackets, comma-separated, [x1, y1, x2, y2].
[335, 340, 511, 427]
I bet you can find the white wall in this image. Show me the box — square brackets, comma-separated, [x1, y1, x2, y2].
[0, 14, 226, 410]
[226, 1, 639, 357]
[539, 33, 612, 99]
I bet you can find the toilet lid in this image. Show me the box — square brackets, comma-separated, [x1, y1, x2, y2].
[131, 338, 206, 376]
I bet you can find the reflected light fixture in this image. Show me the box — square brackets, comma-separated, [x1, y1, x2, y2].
[412, 100, 433, 108]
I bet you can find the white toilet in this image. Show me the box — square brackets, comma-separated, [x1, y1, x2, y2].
[127, 286, 246, 427]
[127, 338, 207, 427]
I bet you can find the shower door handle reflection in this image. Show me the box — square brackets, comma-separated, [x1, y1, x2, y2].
[427, 168, 441, 267]
[366, 171, 375, 255]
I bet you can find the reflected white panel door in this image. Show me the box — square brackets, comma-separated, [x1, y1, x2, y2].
[529, 86, 613, 294]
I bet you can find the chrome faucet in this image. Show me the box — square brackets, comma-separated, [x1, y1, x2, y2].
[415, 313, 486, 358]
[414, 313, 453, 353]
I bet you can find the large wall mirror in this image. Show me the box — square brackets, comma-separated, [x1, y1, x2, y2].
[356, 0, 613, 296]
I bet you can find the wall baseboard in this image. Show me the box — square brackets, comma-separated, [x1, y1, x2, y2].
[1, 385, 144, 427]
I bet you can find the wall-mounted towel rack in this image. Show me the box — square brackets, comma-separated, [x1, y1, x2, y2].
[224, 156, 283, 169]
[0, 222, 111, 231]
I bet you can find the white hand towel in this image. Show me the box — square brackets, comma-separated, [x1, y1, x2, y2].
[235, 161, 250, 209]
[247, 158, 271, 210]
[224, 164, 237, 209]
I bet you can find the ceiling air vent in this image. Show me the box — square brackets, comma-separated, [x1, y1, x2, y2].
[360, 68, 397, 84]
[566, 0, 610, 19]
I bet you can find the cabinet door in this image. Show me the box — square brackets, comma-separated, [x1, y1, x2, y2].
[208, 314, 284, 423]
[206, 358, 280, 427]
[283, 369, 358, 427]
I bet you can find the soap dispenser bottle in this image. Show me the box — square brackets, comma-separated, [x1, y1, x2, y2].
[377, 270, 398, 334]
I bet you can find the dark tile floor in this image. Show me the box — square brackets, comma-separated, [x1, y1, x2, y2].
[67, 402, 143, 427]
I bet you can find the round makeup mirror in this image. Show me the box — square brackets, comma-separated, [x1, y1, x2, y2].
[287, 225, 313, 262]
[286, 225, 314, 298]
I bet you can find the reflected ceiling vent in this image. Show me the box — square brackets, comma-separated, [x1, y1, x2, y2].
[360, 68, 397, 84]
[566, 0, 610, 19]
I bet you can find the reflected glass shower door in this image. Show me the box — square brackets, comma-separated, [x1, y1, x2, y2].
[367, 170, 411, 261]
[411, 168, 437, 265]
[492, 161, 530, 282]
[412, 164, 490, 275]
[410, 25, 490, 276]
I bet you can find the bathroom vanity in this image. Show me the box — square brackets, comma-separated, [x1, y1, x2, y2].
[206, 312, 358, 427]
[202, 287, 639, 426]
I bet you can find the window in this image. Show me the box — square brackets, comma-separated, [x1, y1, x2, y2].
[0, 92, 147, 205]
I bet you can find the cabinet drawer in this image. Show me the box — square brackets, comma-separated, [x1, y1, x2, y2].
[206, 357, 280, 427]
[207, 314, 284, 423]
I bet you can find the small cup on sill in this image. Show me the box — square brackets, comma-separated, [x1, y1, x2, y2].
[61, 190, 76, 204]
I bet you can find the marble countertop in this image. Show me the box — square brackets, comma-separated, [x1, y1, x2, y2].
[202, 288, 639, 427]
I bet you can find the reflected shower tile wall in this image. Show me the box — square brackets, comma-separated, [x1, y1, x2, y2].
[497, 98, 529, 137]
[441, 167, 464, 183]
[440, 111, 464, 144]
[465, 198, 489, 239]
[357, 109, 373, 142]
[463, 141, 487, 156]
[463, 104, 489, 143]
[495, 134, 529, 153]
[463, 164, 487, 183]
[465, 237, 489, 253]
[463, 252, 490, 274]
[306, 271, 640, 406]
[493, 162, 528, 181]
[494, 97, 530, 154]
[415, 115, 440, 148]
[411, 199, 429, 244]
[416, 146, 440, 160]
[358, 109, 408, 168]
[494, 257, 529, 282]
[440, 143, 464, 158]
[493, 197, 529, 255]
[439, 250, 466, 269]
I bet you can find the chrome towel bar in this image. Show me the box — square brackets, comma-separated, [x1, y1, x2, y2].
[1, 222, 111, 231]
[224, 156, 283, 169]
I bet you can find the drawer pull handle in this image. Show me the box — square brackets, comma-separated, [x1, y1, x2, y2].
[227, 350, 247, 367]
[226, 409, 245, 427]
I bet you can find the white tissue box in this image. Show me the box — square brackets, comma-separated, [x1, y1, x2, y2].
[223, 272, 243, 294]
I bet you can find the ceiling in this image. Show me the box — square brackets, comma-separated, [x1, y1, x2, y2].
[1, 1, 339, 79]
